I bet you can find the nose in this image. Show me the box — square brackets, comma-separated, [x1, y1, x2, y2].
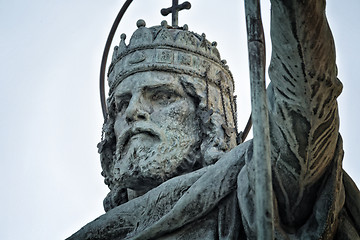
[125, 95, 150, 123]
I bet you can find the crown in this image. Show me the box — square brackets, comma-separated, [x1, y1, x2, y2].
[107, 19, 234, 96]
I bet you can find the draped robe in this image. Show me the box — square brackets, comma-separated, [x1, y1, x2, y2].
[68, 0, 360, 239]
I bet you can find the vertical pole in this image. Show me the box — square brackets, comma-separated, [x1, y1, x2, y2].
[244, 0, 274, 239]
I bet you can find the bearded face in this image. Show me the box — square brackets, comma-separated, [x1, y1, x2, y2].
[112, 71, 201, 192]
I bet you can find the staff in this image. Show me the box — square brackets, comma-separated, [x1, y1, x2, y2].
[244, 0, 274, 239]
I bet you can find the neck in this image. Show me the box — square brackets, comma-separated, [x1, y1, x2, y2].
[127, 188, 148, 200]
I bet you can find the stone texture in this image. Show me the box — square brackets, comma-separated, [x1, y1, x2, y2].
[68, 0, 360, 239]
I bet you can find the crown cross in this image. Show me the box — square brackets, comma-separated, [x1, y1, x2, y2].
[161, 0, 191, 27]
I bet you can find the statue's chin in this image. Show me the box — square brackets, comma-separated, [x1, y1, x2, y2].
[118, 170, 164, 191]
[114, 151, 194, 191]
[119, 133, 159, 160]
[113, 128, 198, 192]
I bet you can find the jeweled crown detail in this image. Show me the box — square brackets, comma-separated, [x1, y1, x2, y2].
[107, 19, 234, 95]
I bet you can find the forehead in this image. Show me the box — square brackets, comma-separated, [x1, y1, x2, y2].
[114, 71, 181, 95]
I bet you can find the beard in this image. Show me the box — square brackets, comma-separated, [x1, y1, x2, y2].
[112, 125, 200, 191]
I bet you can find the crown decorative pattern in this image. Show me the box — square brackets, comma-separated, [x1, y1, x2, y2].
[107, 19, 234, 96]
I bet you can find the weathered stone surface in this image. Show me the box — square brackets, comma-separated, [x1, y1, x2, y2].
[68, 0, 360, 239]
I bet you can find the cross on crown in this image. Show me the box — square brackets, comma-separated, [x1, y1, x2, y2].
[161, 0, 191, 27]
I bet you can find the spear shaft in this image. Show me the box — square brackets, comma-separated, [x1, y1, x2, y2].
[244, 0, 274, 239]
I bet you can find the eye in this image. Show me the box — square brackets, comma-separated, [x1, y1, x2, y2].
[115, 99, 130, 114]
[151, 91, 179, 105]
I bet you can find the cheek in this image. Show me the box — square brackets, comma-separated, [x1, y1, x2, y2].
[113, 114, 127, 138]
[151, 100, 196, 126]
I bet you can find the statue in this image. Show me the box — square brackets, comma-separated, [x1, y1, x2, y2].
[68, 0, 360, 239]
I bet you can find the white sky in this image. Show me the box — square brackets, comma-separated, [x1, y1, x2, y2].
[0, 0, 359, 239]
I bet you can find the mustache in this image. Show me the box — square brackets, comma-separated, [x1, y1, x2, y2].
[116, 122, 163, 154]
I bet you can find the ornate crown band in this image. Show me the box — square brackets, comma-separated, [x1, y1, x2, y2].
[107, 20, 234, 96]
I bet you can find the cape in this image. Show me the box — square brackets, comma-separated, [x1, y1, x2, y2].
[67, 138, 360, 240]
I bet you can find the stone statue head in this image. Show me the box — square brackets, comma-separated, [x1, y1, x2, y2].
[98, 20, 238, 211]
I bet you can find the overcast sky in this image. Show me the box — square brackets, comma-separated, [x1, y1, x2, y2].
[1, 0, 359, 239]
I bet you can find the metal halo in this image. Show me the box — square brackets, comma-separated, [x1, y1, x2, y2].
[100, 0, 133, 120]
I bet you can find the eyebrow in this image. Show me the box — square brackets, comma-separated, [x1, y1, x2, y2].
[114, 78, 186, 101]
[114, 92, 131, 100]
[143, 83, 178, 92]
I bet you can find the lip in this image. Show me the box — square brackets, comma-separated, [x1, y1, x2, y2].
[117, 123, 161, 152]
[126, 129, 158, 144]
